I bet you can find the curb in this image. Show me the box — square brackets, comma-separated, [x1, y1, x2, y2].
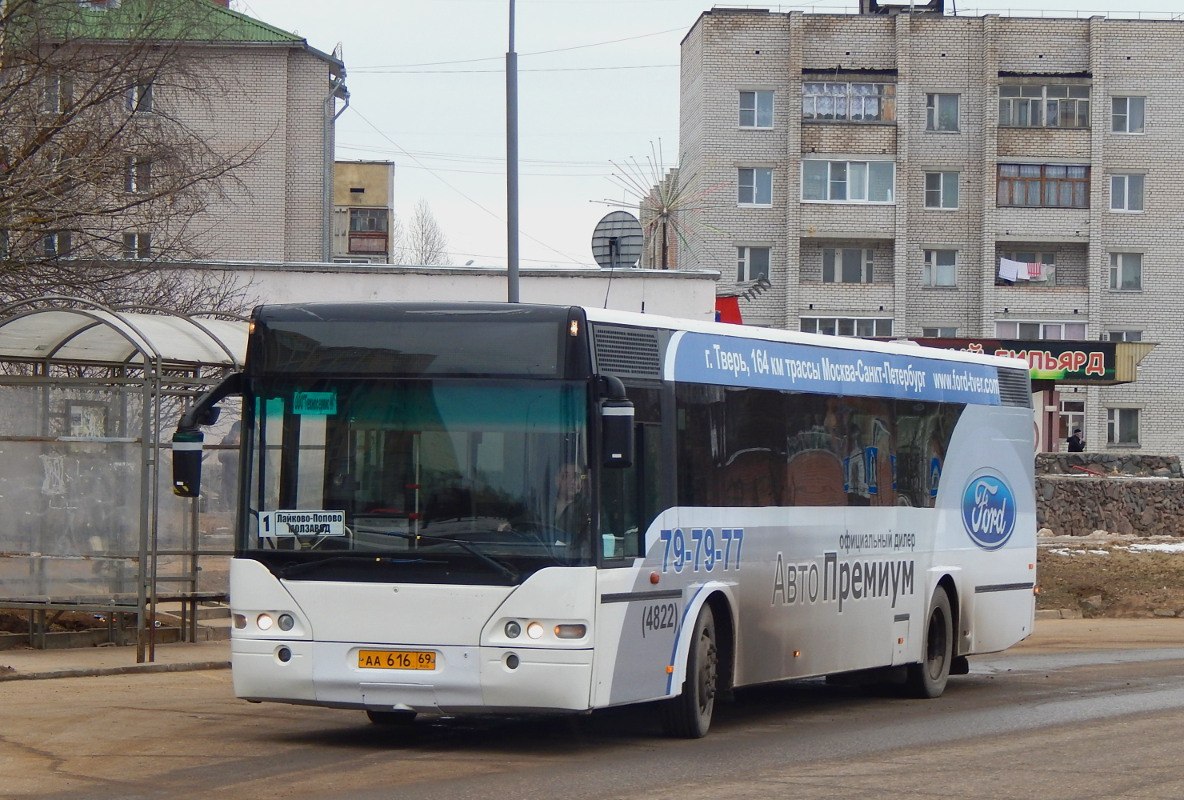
[0, 660, 230, 683]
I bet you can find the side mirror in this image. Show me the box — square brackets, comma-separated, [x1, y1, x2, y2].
[171, 371, 244, 499]
[597, 374, 634, 469]
[172, 428, 205, 497]
[601, 399, 634, 468]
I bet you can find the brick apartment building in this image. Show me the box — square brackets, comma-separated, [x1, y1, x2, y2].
[171, 2, 347, 262]
[670, 2, 1182, 457]
[13, 0, 346, 265]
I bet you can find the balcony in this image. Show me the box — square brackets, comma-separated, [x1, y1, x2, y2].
[348, 231, 388, 255]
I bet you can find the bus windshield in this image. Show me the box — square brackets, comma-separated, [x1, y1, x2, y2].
[243, 378, 592, 572]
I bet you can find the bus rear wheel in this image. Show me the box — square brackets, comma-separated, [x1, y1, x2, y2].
[661, 605, 718, 738]
[906, 586, 952, 698]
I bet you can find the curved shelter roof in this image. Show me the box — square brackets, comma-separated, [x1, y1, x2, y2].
[0, 298, 247, 369]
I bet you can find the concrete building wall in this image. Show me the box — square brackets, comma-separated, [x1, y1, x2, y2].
[181, 262, 719, 321]
[676, 9, 1184, 458]
[332, 161, 396, 263]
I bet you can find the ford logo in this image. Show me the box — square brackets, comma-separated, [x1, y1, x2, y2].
[961, 473, 1016, 550]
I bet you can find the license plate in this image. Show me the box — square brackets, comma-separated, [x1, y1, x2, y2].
[358, 649, 436, 670]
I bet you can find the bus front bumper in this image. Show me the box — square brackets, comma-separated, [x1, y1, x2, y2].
[231, 638, 594, 714]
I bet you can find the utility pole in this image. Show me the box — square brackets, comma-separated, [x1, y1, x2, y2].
[506, 0, 520, 302]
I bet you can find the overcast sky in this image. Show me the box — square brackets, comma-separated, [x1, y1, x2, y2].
[236, 1, 1183, 270]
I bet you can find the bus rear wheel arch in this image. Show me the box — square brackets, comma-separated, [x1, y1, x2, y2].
[906, 585, 953, 698]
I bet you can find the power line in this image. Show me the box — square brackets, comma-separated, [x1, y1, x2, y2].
[346, 107, 594, 267]
[354, 64, 677, 75]
[339, 143, 613, 167]
[337, 143, 614, 176]
[352, 26, 686, 71]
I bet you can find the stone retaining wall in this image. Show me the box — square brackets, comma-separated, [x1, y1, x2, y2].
[1035, 454, 1184, 537]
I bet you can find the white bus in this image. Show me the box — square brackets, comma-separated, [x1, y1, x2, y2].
[173, 303, 1036, 737]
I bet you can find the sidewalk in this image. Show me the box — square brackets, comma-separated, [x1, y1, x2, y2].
[1, 617, 1180, 682]
[0, 639, 229, 682]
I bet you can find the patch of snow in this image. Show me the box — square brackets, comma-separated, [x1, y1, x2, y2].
[1127, 542, 1184, 554]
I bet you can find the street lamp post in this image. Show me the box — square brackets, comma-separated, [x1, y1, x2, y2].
[506, 0, 520, 302]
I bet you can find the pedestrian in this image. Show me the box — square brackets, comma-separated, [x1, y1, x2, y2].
[1067, 427, 1085, 452]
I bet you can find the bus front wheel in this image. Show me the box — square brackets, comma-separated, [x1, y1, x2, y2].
[661, 605, 718, 738]
[906, 586, 953, 698]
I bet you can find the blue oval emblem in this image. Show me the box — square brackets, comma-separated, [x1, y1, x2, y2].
[961, 473, 1016, 550]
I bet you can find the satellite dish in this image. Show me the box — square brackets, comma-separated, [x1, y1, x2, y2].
[591, 211, 643, 269]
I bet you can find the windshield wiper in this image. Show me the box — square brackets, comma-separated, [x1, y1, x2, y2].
[382, 530, 520, 583]
[278, 554, 443, 579]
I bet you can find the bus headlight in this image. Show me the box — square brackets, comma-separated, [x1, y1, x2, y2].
[554, 624, 586, 639]
[278, 613, 295, 631]
[257, 613, 274, 631]
[526, 621, 545, 639]
[504, 620, 522, 638]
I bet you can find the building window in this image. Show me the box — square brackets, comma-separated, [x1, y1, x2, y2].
[994, 321, 1086, 340]
[924, 171, 959, 209]
[123, 232, 151, 260]
[802, 160, 894, 203]
[997, 164, 1089, 208]
[1110, 174, 1144, 212]
[737, 246, 770, 282]
[821, 248, 873, 284]
[1109, 252, 1142, 290]
[44, 73, 72, 113]
[1106, 407, 1139, 445]
[127, 82, 153, 113]
[739, 90, 774, 128]
[1112, 96, 1145, 134]
[925, 93, 959, 132]
[738, 168, 772, 206]
[999, 84, 1089, 128]
[922, 249, 957, 287]
[802, 82, 895, 122]
[1059, 397, 1085, 447]
[124, 156, 151, 193]
[922, 326, 957, 337]
[43, 231, 72, 258]
[801, 317, 893, 338]
[349, 208, 387, 232]
[1105, 330, 1143, 342]
[998, 250, 1056, 285]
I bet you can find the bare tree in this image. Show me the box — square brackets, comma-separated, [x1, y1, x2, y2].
[402, 199, 452, 266]
[387, 208, 406, 265]
[0, 0, 264, 313]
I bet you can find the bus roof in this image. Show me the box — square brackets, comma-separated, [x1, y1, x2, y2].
[582, 306, 1028, 372]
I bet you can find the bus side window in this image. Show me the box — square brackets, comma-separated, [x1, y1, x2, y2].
[599, 422, 660, 560]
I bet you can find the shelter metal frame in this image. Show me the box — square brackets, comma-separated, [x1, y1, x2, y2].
[0, 296, 247, 662]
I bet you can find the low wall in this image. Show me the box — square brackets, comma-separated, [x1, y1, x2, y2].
[1035, 454, 1184, 537]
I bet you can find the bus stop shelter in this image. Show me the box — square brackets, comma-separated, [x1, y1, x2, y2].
[0, 297, 247, 662]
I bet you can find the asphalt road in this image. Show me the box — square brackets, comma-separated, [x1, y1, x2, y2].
[4, 624, 1184, 800]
